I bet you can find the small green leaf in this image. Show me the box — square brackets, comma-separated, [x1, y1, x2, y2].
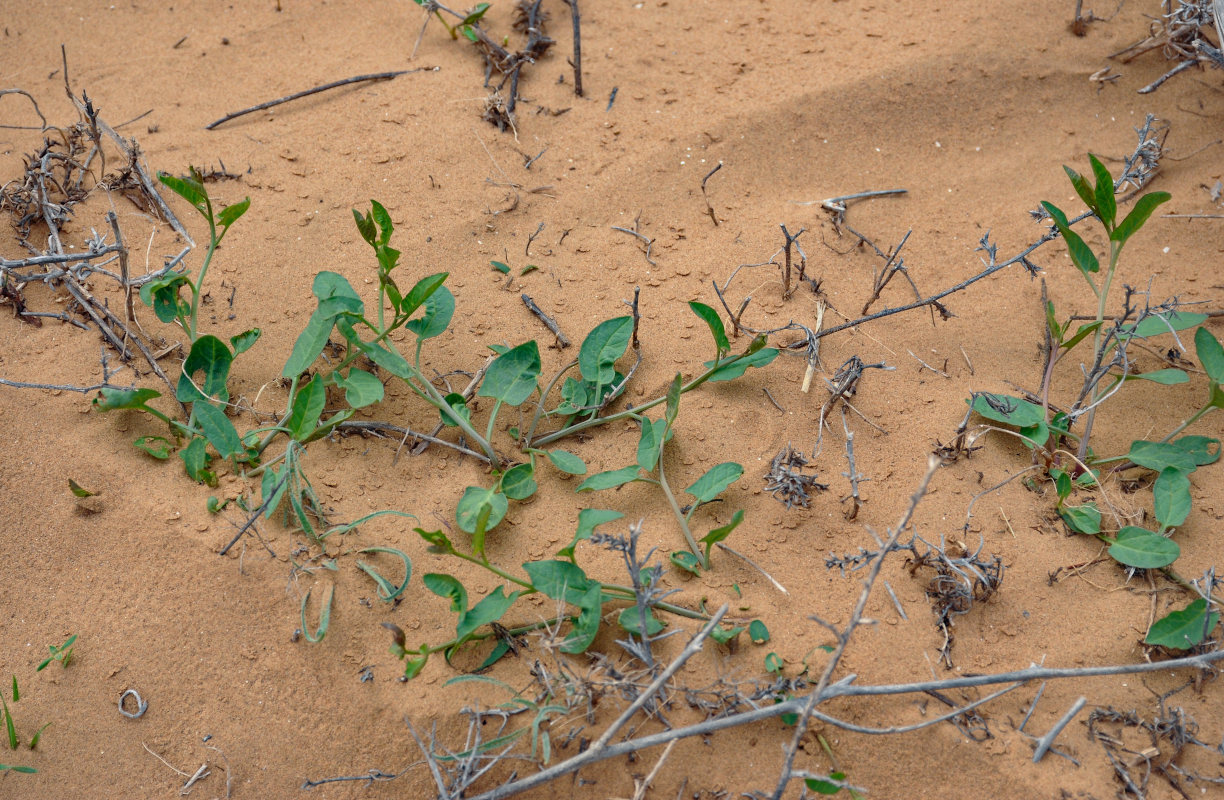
[402, 652, 428, 680]
[748, 619, 770, 644]
[764, 652, 784, 673]
[546, 449, 587, 475]
[637, 418, 667, 472]
[703, 346, 778, 382]
[1126, 369, 1189, 386]
[299, 585, 334, 643]
[158, 170, 208, 217]
[1196, 326, 1224, 383]
[557, 509, 624, 561]
[618, 606, 665, 636]
[1145, 598, 1219, 649]
[439, 392, 471, 427]
[1041, 201, 1100, 277]
[1153, 468, 1191, 529]
[500, 463, 538, 500]
[708, 625, 744, 645]
[457, 587, 521, 641]
[664, 372, 683, 430]
[805, 772, 849, 795]
[522, 560, 595, 605]
[1110, 190, 1170, 248]
[1050, 468, 1073, 503]
[1059, 503, 1100, 534]
[352, 207, 376, 245]
[416, 527, 456, 555]
[670, 551, 701, 575]
[456, 486, 508, 534]
[217, 197, 251, 229]
[579, 317, 633, 385]
[286, 375, 327, 440]
[1125, 311, 1209, 340]
[230, 328, 261, 355]
[1088, 154, 1116, 230]
[689, 301, 730, 356]
[368, 200, 393, 244]
[134, 436, 171, 460]
[68, 479, 96, 498]
[193, 402, 244, 459]
[969, 393, 1045, 428]
[479, 340, 541, 407]
[576, 465, 643, 492]
[177, 335, 233, 404]
[520, 264, 538, 276]
[1060, 320, 1104, 352]
[357, 340, 414, 380]
[563, 583, 604, 653]
[336, 368, 384, 408]
[93, 386, 161, 412]
[686, 462, 744, 505]
[490, 260, 510, 274]
[699, 509, 745, 558]
[404, 285, 455, 341]
[1063, 165, 1097, 213]
[0, 764, 37, 774]
[141, 275, 190, 323]
[1172, 436, 1220, 466]
[399, 272, 449, 317]
[261, 465, 287, 518]
[179, 436, 214, 484]
[1108, 526, 1180, 568]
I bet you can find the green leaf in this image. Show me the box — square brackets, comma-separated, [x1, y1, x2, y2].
[500, 463, 537, 500]
[1108, 526, 1180, 568]
[217, 197, 251, 229]
[1145, 598, 1220, 649]
[439, 392, 471, 427]
[461, 1, 491, 24]
[557, 509, 624, 561]
[177, 335, 233, 404]
[299, 585, 334, 643]
[179, 436, 213, 483]
[703, 346, 779, 382]
[490, 260, 510, 274]
[805, 772, 849, 795]
[579, 317, 633, 385]
[1128, 440, 1199, 473]
[158, 171, 208, 217]
[457, 587, 520, 641]
[93, 386, 161, 412]
[1088, 154, 1116, 230]
[686, 462, 744, 504]
[1153, 468, 1191, 529]
[1059, 503, 1100, 534]
[141, 274, 190, 324]
[708, 625, 744, 645]
[670, 551, 701, 575]
[369, 200, 394, 244]
[576, 465, 643, 492]
[1060, 320, 1104, 352]
[352, 207, 376, 245]
[969, 393, 1045, 428]
[1050, 468, 1073, 503]
[425, 573, 468, 614]
[282, 314, 335, 378]
[689, 301, 730, 356]
[1111, 191, 1170, 247]
[1125, 311, 1209, 340]
[402, 652, 428, 680]
[637, 418, 668, 472]
[456, 486, 508, 534]
[764, 652, 784, 673]
[563, 583, 604, 653]
[322, 509, 417, 537]
[286, 375, 327, 440]
[1125, 368, 1189, 385]
[28, 721, 50, 749]
[416, 527, 457, 555]
[618, 606, 665, 636]
[520, 264, 538, 276]
[399, 272, 448, 317]
[546, 449, 587, 475]
[1041, 201, 1100, 277]
[355, 547, 413, 602]
[522, 560, 595, 605]
[336, 368, 384, 408]
[0, 764, 37, 774]
[230, 328, 261, 355]
[133, 435, 172, 459]
[68, 478, 95, 498]
[1172, 435, 1220, 466]
[193, 402, 243, 458]
[664, 372, 683, 430]
[1063, 165, 1097, 213]
[700, 508, 744, 557]
[557, 377, 591, 414]
[301, 408, 354, 444]
[748, 619, 770, 644]
[479, 341, 541, 407]
[404, 285, 454, 341]
[1196, 326, 1224, 383]
[2, 693, 17, 749]
[358, 340, 415, 380]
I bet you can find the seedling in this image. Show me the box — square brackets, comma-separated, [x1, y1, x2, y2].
[965, 156, 1223, 648]
[1, 676, 49, 768]
[35, 634, 77, 671]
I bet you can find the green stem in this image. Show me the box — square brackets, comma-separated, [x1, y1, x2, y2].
[656, 442, 705, 568]
[187, 217, 219, 341]
[1077, 241, 1121, 460]
[485, 398, 504, 445]
[525, 359, 579, 444]
[1159, 404, 1217, 444]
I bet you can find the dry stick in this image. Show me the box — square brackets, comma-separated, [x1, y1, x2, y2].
[0, 88, 48, 130]
[714, 542, 788, 595]
[611, 223, 656, 266]
[106, 210, 134, 322]
[205, 69, 435, 130]
[521, 293, 570, 348]
[779, 225, 805, 298]
[525, 221, 544, 257]
[464, 605, 729, 800]
[1032, 696, 1087, 763]
[840, 407, 863, 521]
[631, 739, 677, 800]
[340, 420, 492, 462]
[564, 0, 583, 97]
[770, 455, 939, 800]
[409, 357, 493, 457]
[700, 162, 722, 226]
[1138, 59, 1196, 94]
[801, 300, 825, 393]
[64, 279, 131, 358]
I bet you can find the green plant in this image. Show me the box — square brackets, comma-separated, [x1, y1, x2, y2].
[35, 634, 76, 671]
[966, 155, 1223, 648]
[0, 675, 48, 774]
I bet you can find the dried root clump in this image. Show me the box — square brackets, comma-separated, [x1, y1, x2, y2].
[764, 444, 828, 509]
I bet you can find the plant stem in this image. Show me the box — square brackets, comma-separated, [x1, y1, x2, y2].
[187, 217, 218, 341]
[1077, 241, 1121, 460]
[656, 441, 704, 567]
[1159, 403, 1218, 443]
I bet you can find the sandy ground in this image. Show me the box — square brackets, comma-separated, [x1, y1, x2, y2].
[2, 1, 1224, 798]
